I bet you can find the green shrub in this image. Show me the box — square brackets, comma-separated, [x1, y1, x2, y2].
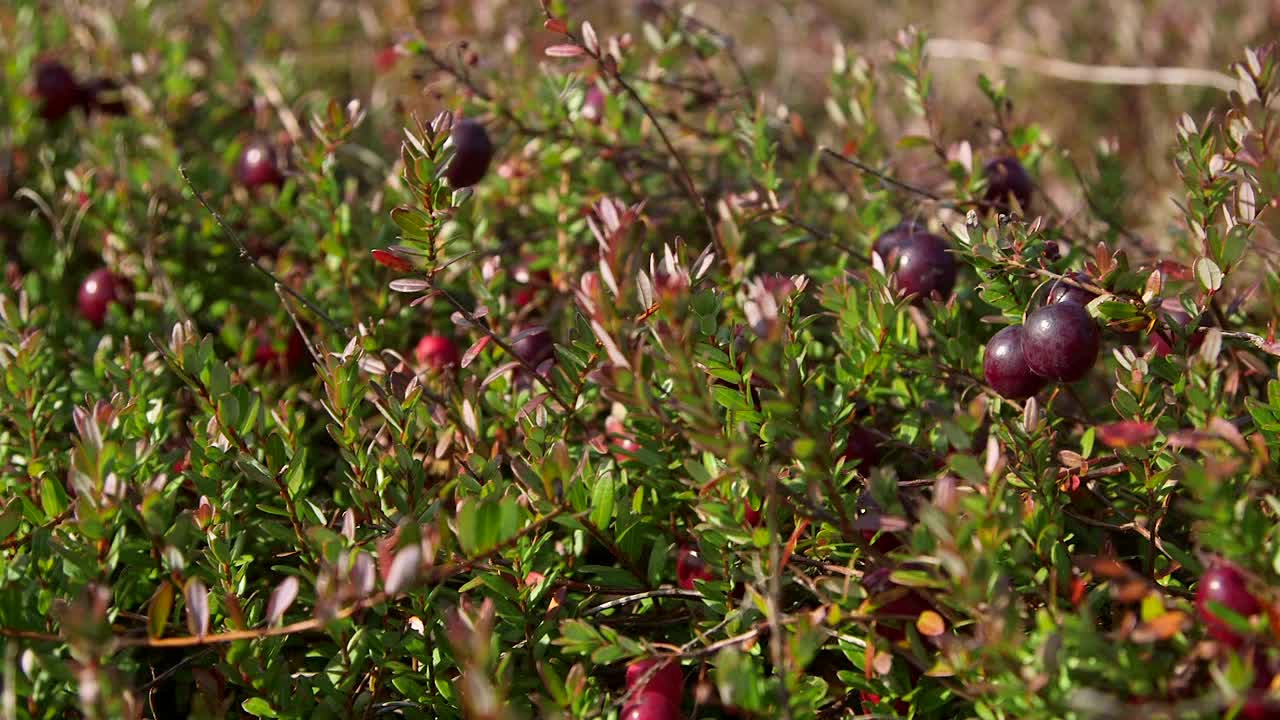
[2, 2, 1280, 719]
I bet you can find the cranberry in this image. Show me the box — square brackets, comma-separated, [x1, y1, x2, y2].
[445, 119, 494, 188]
[744, 497, 762, 527]
[1196, 562, 1262, 648]
[414, 334, 459, 371]
[621, 692, 680, 720]
[1022, 303, 1100, 382]
[33, 59, 86, 121]
[872, 221, 926, 261]
[983, 156, 1034, 211]
[625, 658, 684, 701]
[860, 691, 909, 715]
[1047, 272, 1098, 307]
[983, 325, 1047, 400]
[877, 229, 956, 303]
[253, 327, 307, 373]
[235, 139, 285, 190]
[676, 548, 712, 590]
[510, 327, 554, 367]
[77, 268, 128, 327]
[843, 426, 883, 471]
[862, 567, 933, 642]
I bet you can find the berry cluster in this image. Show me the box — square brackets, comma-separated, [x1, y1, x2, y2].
[32, 59, 127, 121]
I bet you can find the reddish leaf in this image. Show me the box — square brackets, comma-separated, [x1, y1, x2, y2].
[386, 544, 421, 595]
[266, 577, 299, 627]
[1096, 421, 1157, 449]
[461, 336, 492, 368]
[545, 44, 584, 58]
[184, 578, 210, 639]
[372, 249, 413, 272]
[544, 17, 568, 34]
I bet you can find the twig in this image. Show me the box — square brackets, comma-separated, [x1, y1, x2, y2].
[924, 39, 1237, 92]
[582, 588, 703, 616]
[177, 166, 342, 332]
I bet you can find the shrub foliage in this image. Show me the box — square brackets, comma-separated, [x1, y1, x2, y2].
[2, 2, 1280, 719]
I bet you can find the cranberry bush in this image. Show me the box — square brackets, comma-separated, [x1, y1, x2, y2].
[2, 2, 1280, 719]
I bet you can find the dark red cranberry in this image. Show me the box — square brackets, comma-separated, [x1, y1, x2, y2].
[862, 567, 933, 642]
[744, 497, 762, 527]
[77, 268, 128, 327]
[843, 426, 883, 471]
[983, 325, 1047, 400]
[621, 692, 680, 720]
[235, 139, 285, 190]
[876, 229, 956, 303]
[253, 327, 307, 372]
[33, 59, 86, 121]
[1151, 300, 1207, 358]
[1196, 562, 1262, 648]
[676, 548, 712, 590]
[510, 327, 554, 367]
[872, 221, 926, 261]
[859, 691, 909, 715]
[983, 156, 1034, 211]
[414, 334, 459, 371]
[856, 493, 903, 553]
[1022, 303, 1100, 382]
[83, 77, 127, 116]
[625, 659, 684, 701]
[445, 119, 494, 188]
[1047, 272, 1098, 306]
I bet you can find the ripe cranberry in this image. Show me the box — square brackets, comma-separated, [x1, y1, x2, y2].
[843, 426, 883, 471]
[1196, 562, 1262, 648]
[445, 119, 494, 188]
[859, 691, 909, 715]
[983, 325, 1047, 400]
[983, 156, 1034, 211]
[856, 493, 903, 553]
[83, 77, 127, 116]
[235, 139, 285, 190]
[414, 335, 459, 371]
[862, 567, 933, 642]
[877, 229, 956, 303]
[253, 327, 307, 372]
[744, 497, 762, 527]
[621, 692, 680, 720]
[510, 327, 554, 367]
[872, 221, 926, 261]
[676, 548, 712, 590]
[1022, 303, 1100, 382]
[1047, 272, 1098, 306]
[1151, 300, 1207, 358]
[77, 268, 128, 327]
[33, 59, 87, 121]
[625, 658, 684, 701]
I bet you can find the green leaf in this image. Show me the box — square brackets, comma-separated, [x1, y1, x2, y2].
[590, 474, 616, 530]
[148, 583, 175, 639]
[242, 698, 279, 718]
[1194, 257, 1223, 293]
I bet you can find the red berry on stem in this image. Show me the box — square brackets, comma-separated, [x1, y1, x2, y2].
[983, 325, 1047, 400]
[253, 327, 306, 373]
[676, 548, 712, 590]
[77, 268, 128, 327]
[625, 658, 684, 701]
[34, 59, 86, 121]
[1196, 562, 1262, 648]
[236, 140, 285, 190]
[983, 156, 1034, 211]
[621, 692, 680, 720]
[1047, 271, 1097, 306]
[510, 327, 554, 367]
[859, 691, 910, 715]
[843, 426, 883, 471]
[1022, 303, 1100, 382]
[445, 119, 494, 188]
[414, 334, 459, 371]
[879, 229, 956, 303]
